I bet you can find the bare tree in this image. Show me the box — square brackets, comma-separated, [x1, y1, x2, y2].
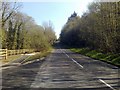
[1, 2, 22, 48]
[1, 2, 21, 29]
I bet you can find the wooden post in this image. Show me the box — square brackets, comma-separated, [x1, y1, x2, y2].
[5, 49, 7, 59]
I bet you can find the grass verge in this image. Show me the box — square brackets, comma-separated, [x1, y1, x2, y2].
[1, 55, 22, 64]
[21, 49, 52, 64]
[70, 48, 120, 67]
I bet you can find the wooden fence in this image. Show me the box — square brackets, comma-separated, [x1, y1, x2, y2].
[0, 49, 35, 59]
[0, 49, 7, 59]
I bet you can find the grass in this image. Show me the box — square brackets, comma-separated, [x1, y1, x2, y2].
[1, 48, 52, 65]
[1, 55, 22, 64]
[70, 48, 120, 67]
[21, 49, 52, 64]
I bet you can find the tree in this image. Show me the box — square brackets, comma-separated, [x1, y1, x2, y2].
[60, 2, 120, 53]
[43, 21, 56, 45]
[0, 2, 56, 51]
[60, 12, 81, 46]
[1, 2, 21, 49]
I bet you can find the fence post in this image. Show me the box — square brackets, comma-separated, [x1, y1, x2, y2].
[5, 49, 7, 59]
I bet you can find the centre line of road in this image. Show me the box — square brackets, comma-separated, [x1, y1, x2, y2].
[65, 53, 70, 58]
[60, 49, 84, 69]
[71, 58, 84, 68]
[99, 79, 116, 90]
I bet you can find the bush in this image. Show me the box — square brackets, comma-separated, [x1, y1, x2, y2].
[70, 48, 120, 67]
[112, 56, 120, 65]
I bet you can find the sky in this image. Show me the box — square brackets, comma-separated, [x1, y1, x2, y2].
[21, 0, 94, 38]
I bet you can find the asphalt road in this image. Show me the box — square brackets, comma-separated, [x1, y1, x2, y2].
[2, 48, 120, 90]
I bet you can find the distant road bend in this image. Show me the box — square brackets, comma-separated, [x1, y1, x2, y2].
[2, 48, 120, 90]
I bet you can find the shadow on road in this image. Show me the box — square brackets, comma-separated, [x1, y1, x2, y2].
[2, 60, 45, 89]
[2, 42, 119, 90]
[2, 87, 119, 90]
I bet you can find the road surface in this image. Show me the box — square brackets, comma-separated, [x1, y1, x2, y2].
[2, 48, 120, 90]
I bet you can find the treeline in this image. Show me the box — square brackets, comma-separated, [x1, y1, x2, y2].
[60, 2, 120, 53]
[0, 2, 56, 51]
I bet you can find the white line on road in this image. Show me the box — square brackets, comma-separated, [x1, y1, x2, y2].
[71, 58, 84, 68]
[99, 79, 116, 90]
[65, 53, 70, 58]
[60, 49, 84, 69]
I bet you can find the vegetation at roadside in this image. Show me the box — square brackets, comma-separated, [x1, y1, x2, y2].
[2, 55, 22, 64]
[21, 48, 52, 64]
[1, 48, 52, 65]
[60, 2, 120, 54]
[60, 1, 120, 67]
[71, 48, 120, 67]
[0, 2, 56, 52]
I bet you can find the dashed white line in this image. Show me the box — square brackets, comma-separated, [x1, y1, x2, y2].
[65, 53, 70, 58]
[60, 49, 117, 90]
[60, 49, 83, 69]
[71, 58, 84, 68]
[99, 79, 116, 90]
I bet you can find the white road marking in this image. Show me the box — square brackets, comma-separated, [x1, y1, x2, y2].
[60, 49, 83, 69]
[99, 79, 116, 90]
[63, 52, 65, 54]
[65, 53, 70, 58]
[71, 58, 84, 68]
